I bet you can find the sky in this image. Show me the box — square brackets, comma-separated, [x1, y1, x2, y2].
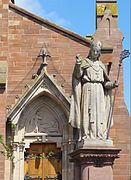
[15, 0, 130, 114]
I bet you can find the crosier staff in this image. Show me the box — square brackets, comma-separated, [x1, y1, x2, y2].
[107, 50, 131, 139]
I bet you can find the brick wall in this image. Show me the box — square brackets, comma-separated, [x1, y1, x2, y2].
[0, 0, 9, 179]
[7, 6, 90, 106]
[0, 1, 130, 180]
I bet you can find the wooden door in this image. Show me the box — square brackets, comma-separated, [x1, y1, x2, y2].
[24, 143, 62, 179]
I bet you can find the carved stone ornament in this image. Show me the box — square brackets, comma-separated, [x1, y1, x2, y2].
[17, 95, 65, 136]
[70, 147, 121, 167]
[12, 142, 18, 151]
[19, 143, 25, 152]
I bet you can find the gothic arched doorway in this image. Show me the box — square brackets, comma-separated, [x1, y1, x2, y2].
[10, 92, 73, 180]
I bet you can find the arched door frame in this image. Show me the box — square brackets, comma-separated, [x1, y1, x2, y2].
[6, 73, 74, 180]
[11, 92, 73, 180]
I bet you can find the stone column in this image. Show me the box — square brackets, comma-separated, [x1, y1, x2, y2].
[70, 147, 121, 180]
[62, 126, 68, 180]
[67, 126, 74, 180]
[19, 143, 25, 180]
[12, 142, 19, 180]
[12, 142, 25, 180]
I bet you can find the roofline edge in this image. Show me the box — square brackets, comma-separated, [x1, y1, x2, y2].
[9, 3, 91, 47]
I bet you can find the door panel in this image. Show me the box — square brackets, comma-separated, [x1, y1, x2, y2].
[24, 143, 62, 180]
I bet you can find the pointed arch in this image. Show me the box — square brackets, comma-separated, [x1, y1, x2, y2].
[17, 92, 68, 135]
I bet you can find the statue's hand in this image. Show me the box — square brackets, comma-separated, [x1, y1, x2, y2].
[113, 80, 119, 88]
[76, 54, 82, 64]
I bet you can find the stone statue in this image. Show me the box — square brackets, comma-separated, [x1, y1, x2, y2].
[69, 41, 118, 142]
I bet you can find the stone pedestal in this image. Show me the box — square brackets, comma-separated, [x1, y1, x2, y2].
[70, 146, 121, 180]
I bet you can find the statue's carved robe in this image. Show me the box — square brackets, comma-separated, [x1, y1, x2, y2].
[69, 58, 112, 140]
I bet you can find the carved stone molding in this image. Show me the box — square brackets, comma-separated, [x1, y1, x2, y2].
[70, 147, 121, 167]
[19, 143, 25, 152]
[12, 142, 25, 152]
[18, 95, 65, 135]
[12, 142, 19, 151]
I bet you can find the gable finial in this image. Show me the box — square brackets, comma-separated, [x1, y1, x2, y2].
[38, 47, 51, 72]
